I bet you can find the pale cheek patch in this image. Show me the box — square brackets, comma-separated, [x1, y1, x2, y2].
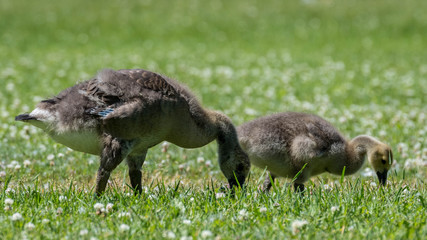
[30, 108, 55, 122]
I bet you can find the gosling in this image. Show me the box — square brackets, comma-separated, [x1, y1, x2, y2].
[16, 69, 250, 195]
[237, 112, 393, 192]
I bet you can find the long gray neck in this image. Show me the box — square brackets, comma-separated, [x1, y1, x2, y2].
[214, 112, 242, 157]
[344, 135, 379, 175]
[212, 112, 248, 180]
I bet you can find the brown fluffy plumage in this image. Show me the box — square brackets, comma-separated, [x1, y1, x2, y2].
[237, 112, 393, 192]
[16, 69, 250, 195]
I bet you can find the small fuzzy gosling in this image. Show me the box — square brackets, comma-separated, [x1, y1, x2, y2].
[237, 112, 393, 192]
[16, 69, 250, 195]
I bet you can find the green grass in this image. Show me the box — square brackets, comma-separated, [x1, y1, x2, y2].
[1, 0, 426, 239]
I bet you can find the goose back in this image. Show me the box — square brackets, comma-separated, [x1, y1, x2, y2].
[238, 112, 348, 177]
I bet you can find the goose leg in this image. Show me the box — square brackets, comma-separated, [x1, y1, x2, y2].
[126, 151, 147, 195]
[262, 172, 276, 192]
[95, 135, 127, 196]
[294, 183, 305, 193]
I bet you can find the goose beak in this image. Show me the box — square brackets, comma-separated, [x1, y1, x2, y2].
[376, 170, 388, 186]
[15, 114, 37, 121]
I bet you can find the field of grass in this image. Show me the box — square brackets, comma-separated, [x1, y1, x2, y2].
[1, 0, 426, 239]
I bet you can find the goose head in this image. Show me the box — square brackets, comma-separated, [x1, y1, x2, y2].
[15, 99, 58, 131]
[368, 144, 393, 186]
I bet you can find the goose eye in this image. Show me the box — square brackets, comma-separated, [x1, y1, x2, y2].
[381, 159, 386, 164]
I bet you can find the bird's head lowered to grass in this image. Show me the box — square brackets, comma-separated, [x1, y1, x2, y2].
[369, 145, 393, 186]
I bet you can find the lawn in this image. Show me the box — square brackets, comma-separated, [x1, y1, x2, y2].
[0, 0, 426, 239]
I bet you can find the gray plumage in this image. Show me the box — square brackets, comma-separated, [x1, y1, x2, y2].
[237, 112, 393, 192]
[16, 69, 250, 195]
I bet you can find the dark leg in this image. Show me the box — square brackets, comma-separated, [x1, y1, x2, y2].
[294, 182, 305, 193]
[95, 135, 128, 196]
[126, 151, 147, 195]
[262, 172, 276, 193]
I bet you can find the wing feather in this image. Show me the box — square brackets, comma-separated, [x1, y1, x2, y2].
[85, 69, 180, 119]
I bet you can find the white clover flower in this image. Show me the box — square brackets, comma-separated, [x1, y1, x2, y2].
[205, 160, 213, 168]
[59, 196, 67, 202]
[361, 167, 375, 177]
[197, 157, 205, 163]
[161, 142, 170, 152]
[259, 207, 267, 213]
[174, 200, 186, 213]
[7, 161, 19, 169]
[14, 164, 21, 170]
[331, 206, 339, 212]
[23, 160, 31, 168]
[119, 224, 130, 232]
[370, 182, 377, 187]
[164, 231, 176, 239]
[190, 197, 195, 202]
[215, 192, 225, 199]
[5, 198, 14, 205]
[238, 209, 249, 220]
[57, 153, 65, 158]
[118, 212, 131, 218]
[42, 219, 50, 224]
[57, 207, 63, 214]
[291, 220, 308, 234]
[5, 188, 15, 194]
[106, 203, 114, 213]
[200, 230, 213, 238]
[141, 186, 149, 193]
[148, 194, 157, 200]
[1, 110, 10, 118]
[404, 158, 427, 169]
[80, 229, 89, 236]
[239, 209, 248, 217]
[244, 107, 257, 116]
[183, 219, 192, 225]
[6, 82, 15, 91]
[338, 116, 347, 123]
[94, 203, 104, 210]
[25, 222, 35, 230]
[47, 154, 55, 161]
[0, 171, 6, 178]
[180, 237, 192, 240]
[414, 142, 421, 151]
[178, 164, 186, 171]
[78, 207, 86, 214]
[10, 213, 23, 221]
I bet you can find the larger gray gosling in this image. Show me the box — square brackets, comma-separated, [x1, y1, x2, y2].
[237, 112, 393, 192]
[16, 69, 250, 195]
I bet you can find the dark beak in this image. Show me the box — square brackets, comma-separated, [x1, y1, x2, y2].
[376, 170, 388, 186]
[15, 114, 37, 121]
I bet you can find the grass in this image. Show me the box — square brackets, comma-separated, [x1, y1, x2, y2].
[1, 0, 426, 239]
